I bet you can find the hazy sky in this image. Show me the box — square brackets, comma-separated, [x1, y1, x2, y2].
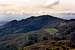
[0, 0, 75, 21]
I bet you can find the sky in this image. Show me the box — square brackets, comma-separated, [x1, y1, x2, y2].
[0, 0, 75, 21]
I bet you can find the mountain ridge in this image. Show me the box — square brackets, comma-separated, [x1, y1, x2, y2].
[0, 15, 75, 50]
[0, 15, 64, 36]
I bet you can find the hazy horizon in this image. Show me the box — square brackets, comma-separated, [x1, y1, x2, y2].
[0, 0, 75, 21]
[0, 14, 75, 21]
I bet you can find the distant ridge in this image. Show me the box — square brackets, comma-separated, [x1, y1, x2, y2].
[0, 15, 64, 35]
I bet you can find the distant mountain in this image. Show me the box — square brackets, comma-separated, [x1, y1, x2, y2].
[0, 15, 64, 36]
[0, 15, 75, 50]
[0, 21, 8, 26]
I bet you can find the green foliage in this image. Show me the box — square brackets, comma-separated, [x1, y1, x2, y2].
[45, 28, 58, 34]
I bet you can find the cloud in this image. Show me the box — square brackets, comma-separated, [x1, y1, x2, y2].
[0, 0, 75, 19]
[45, 0, 59, 8]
